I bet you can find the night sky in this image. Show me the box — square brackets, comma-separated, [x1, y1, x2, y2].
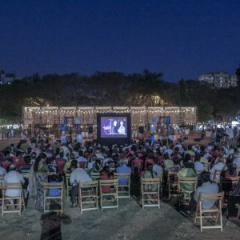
[1, 0, 240, 82]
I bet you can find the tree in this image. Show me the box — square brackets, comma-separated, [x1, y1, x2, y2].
[236, 64, 240, 88]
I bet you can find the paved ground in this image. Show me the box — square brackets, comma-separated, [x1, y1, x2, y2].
[0, 195, 239, 240]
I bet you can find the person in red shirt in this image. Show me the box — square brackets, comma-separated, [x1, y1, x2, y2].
[100, 166, 114, 193]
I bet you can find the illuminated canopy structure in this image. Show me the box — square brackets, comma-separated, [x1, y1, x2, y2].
[23, 106, 197, 131]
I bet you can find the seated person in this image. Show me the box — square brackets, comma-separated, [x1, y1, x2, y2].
[93, 159, 103, 172]
[227, 178, 240, 220]
[4, 164, 25, 198]
[152, 158, 163, 178]
[222, 164, 237, 178]
[210, 158, 225, 182]
[189, 172, 219, 215]
[0, 163, 7, 186]
[70, 163, 92, 207]
[163, 153, 174, 170]
[100, 166, 114, 193]
[116, 160, 131, 185]
[48, 174, 61, 196]
[143, 164, 158, 192]
[177, 162, 197, 199]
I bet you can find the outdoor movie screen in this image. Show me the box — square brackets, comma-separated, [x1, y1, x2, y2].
[97, 113, 131, 144]
[100, 116, 128, 138]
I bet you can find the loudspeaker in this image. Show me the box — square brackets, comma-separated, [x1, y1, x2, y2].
[139, 126, 144, 134]
[88, 126, 93, 134]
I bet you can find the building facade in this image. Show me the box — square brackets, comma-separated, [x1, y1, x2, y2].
[198, 72, 237, 88]
[0, 69, 17, 85]
[23, 106, 197, 134]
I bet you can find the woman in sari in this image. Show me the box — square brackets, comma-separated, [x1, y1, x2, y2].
[29, 153, 49, 212]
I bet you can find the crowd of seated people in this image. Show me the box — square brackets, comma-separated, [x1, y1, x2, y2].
[0, 134, 240, 222]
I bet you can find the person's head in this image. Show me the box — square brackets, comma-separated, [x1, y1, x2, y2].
[120, 121, 123, 126]
[27, 147, 32, 154]
[218, 158, 225, 164]
[120, 159, 127, 166]
[71, 160, 78, 167]
[9, 164, 16, 171]
[101, 166, 112, 178]
[184, 153, 191, 162]
[163, 153, 169, 159]
[70, 163, 78, 171]
[59, 151, 64, 158]
[147, 163, 153, 172]
[183, 161, 194, 169]
[4, 150, 10, 157]
[200, 172, 211, 183]
[24, 156, 31, 164]
[113, 120, 117, 126]
[49, 174, 58, 182]
[228, 164, 237, 176]
[174, 147, 179, 152]
[31, 152, 37, 159]
[187, 145, 192, 151]
[34, 153, 47, 172]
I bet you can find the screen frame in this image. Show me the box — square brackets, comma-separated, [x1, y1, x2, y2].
[97, 113, 131, 145]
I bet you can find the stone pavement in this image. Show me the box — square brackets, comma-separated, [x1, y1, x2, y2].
[0, 197, 239, 240]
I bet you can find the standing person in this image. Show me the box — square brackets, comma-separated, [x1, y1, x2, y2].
[29, 153, 49, 212]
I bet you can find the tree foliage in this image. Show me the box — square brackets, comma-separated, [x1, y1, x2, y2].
[0, 69, 239, 124]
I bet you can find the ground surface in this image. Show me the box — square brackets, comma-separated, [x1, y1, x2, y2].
[0, 137, 240, 240]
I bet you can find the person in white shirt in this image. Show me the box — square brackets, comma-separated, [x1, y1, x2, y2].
[233, 148, 240, 168]
[188, 172, 219, 216]
[70, 163, 92, 207]
[4, 164, 25, 197]
[194, 159, 204, 172]
[209, 158, 225, 182]
[0, 164, 7, 186]
[76, 150, 87, 163]
[0, 165, 7, 175]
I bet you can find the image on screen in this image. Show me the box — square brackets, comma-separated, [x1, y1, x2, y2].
[101, 117, 127, 138]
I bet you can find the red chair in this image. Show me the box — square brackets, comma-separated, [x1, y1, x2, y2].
[144, 158, 154, 169]
[55, 159, 66, 175]
[131, 159, 143, 176]
[1, 160, 11, 170]
[12, 157, 26, 170]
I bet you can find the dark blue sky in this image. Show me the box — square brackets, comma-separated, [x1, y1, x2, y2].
[1, 0, 240, 82]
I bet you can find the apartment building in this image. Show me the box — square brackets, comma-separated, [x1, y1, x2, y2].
[198, 72, 237, 88]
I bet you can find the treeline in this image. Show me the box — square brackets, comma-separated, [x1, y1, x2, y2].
[0, 70, 240, 123]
